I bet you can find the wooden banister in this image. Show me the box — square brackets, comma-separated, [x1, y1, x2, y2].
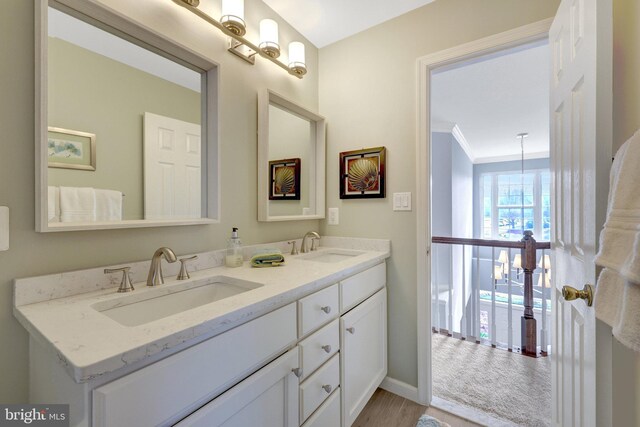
[431, 234, 550, 357]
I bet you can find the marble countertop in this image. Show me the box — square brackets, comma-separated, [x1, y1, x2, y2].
[13, 237, 390, 383]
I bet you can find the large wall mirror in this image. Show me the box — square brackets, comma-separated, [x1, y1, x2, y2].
[36, 0, 219, 232]
[258, 90, 325, 222]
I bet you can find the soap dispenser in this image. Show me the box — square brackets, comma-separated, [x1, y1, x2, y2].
[225, 227, 243, 267]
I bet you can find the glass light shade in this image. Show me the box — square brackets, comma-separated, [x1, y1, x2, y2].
[288, 41, 307, 76]
[259, 19, 280, 58]
[221, 0, 246, 36]
[512, 254, 522, 269]
[493, 265, 503, 280]
[538, 272, 551, 288]
[498, 250, 508, 265]
[538, 254, 551, 270]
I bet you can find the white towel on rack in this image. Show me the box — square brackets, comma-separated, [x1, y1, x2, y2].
[95, 189, 122, 221]
[59, 187, 96, 222]
[594, 129, 640, 352]
[47, 186, 60, 222]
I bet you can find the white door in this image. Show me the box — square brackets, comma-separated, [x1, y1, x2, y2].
[144, 112, 201, 220]
[174, 348, 300, 427]
[550, 0, 611, 425]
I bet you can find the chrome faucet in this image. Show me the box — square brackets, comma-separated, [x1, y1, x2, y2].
[301, 231, 320, 253]
[147, 247, 177, 286]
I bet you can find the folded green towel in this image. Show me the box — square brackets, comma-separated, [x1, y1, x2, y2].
[250, 252, 285, 267]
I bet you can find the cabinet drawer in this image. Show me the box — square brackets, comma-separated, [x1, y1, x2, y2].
[340, 262, 386, 312]
[174, 348, 299, 427]
[301, 387, 340, 427]
[300, 353, 340, 423]
[299, 319, 339, 380]
[298, 284, 339, 337]
[93, 303, 297, 427]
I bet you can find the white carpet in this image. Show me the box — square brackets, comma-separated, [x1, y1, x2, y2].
[432, 333, 551, 427]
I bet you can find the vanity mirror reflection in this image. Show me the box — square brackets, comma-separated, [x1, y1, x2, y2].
[36, 1, 219, 232]
[257, 89, 326, 221]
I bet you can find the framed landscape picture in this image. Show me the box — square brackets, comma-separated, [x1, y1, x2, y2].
[48, 127, 96, 171]
[269, 158, 301, 200]
[340, 146, 386, 199]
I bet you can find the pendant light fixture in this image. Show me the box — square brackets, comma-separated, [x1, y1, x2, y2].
[517, 133, 529, 236]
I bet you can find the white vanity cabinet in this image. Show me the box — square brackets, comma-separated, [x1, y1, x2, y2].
[338, 262, 387, 427]
[92, 303, 298, 427]
[24, 260, 388, 427]
[340, 288, 387, 426]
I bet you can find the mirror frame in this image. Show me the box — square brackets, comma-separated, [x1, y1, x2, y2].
[257, 89, 326, 222]
[35, 0, 220, 232]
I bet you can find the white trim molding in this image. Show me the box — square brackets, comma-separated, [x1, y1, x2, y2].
[450, 125, 475, 163]
[415, 17, 552, 406]
[379, 377, 419, 403]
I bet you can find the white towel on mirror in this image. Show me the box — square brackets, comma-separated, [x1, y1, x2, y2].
[95, 189, 122, 221]
[59, 186, 96, 222]
[47, 186, 60, 222]
[594, 130, 640, 352]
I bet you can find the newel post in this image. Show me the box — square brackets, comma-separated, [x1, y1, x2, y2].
[521, 230, 538, 357]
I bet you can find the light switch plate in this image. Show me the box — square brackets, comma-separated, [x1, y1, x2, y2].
[328, 208, 339, 225]
[0, 206, 8, 251]
[393, 192, 412, 211]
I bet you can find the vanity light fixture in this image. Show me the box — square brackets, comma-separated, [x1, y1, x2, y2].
[288, 41, 307, 76]
[221, 0, 246, 36]
[259, 19, 280, 58]
[174, 0, 306, 78]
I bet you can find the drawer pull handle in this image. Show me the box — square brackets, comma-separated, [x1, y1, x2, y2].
[322, 345, 332, 353]
[292, 368, 303, 378]
[346, 327, 355, 334]
[322, 384, 333, 394]
[320, 306, 331, 314]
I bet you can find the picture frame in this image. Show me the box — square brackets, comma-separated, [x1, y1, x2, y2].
[47, 127, 96, 171]
[340, 146, 386, 199]
[269, 158, 301, 200]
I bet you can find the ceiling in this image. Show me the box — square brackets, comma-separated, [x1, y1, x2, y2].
[431, 41, 550, 163]
[262, 0, 436, 47]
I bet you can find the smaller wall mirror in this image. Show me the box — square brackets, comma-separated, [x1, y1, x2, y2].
[258, 89, 325, 221]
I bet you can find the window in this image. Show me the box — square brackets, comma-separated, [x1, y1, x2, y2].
[481, 170, 551, 241]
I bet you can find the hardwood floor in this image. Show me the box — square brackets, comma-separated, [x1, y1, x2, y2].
[352, 389, 482, 427]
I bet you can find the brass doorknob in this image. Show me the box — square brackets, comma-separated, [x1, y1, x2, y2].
[562, 284, 594, 307]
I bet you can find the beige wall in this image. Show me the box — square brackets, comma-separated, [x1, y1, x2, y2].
[318, 0, 560, 387]
[48, 37, 201, 220]
[612, 0, 640, 424]
[0, 0, 319, 402]
[613, 0, 640, 152]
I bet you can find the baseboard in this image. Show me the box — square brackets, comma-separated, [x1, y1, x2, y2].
[379, 377, 419, 403]
[431, 397, 518, 427]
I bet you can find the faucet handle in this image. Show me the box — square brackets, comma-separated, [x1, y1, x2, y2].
[104, 267, 134, 293]
[178, 255, 198, 280]
[311, 237, 320, 251]
[288, 241, 299, 255]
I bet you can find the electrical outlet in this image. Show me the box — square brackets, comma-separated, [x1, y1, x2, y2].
[328, 208, 339, 225]
[0, 207, 8, 251]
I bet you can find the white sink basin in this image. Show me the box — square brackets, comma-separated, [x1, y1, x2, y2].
[299, 249, 363, 263]
[93, 276, 264, 327]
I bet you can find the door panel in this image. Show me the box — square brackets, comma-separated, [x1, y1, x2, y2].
[144, 112, 201, 219]
[550, 0, 611, 425]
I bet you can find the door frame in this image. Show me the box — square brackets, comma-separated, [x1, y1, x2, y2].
[415, 18, 553, 405]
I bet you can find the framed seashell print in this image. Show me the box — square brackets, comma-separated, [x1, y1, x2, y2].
[339, 147, 386, 199]
[269, 158, 301, 200]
